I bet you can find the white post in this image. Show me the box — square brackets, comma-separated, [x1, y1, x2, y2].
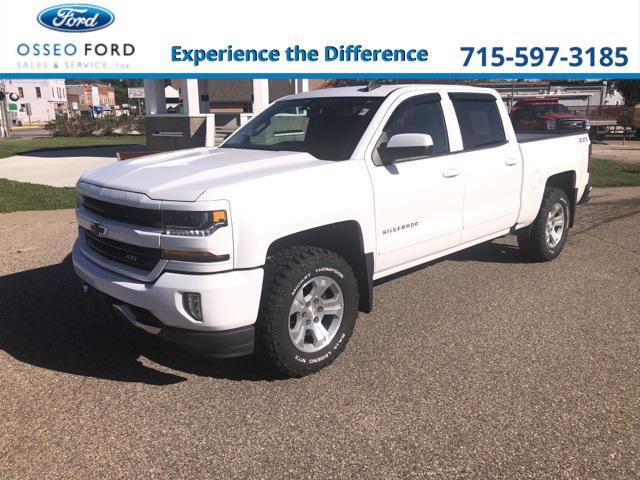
[143, 79, 165, 115]
[182, 78, 200, 115]
[205, 114, 216, 147]
[295, 79, 309, 94]
[252, 79, 270, 113]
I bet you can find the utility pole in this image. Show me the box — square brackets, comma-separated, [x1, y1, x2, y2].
[0, 80, 9, 138]
[510, 78, 516, 112]
[0, 101, 5, 138]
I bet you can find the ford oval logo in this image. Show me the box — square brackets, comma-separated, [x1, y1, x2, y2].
[37, 4, 115, 32]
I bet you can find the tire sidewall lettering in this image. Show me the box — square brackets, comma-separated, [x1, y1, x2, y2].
[292, 332, 346, 364]
[291, 272, 311, 297]
[315, 266, 343, 279]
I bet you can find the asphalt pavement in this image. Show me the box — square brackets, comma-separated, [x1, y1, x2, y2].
[5, 127, 50, 139]
[0, 187, 639, 479]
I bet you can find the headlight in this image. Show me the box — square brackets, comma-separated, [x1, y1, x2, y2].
[161, 209, 227, 236]
[546, 120, 557, 130]
[76, 191, 84, 208]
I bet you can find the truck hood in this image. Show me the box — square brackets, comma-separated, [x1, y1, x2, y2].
[540, 113, 586, 121]
[79, 147, 328, 201]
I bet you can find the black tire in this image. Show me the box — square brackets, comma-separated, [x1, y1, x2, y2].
[517, 187, 570, 262]
[256, 246, 359, 377]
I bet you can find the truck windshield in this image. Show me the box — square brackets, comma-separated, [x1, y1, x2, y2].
[533, 104, 571, 115]
[220, 97, 384, 160]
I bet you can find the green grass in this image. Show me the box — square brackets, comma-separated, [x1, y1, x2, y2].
[0, 178, 76, 213]
[0, 135, 145, 159]
[590, 158, 640, 188]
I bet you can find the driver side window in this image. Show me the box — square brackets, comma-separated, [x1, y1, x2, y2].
[374, 95, 449, 165]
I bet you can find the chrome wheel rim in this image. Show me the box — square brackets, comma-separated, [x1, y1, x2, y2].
[288, 276, 344, 353]
[545, 202, 565, 248]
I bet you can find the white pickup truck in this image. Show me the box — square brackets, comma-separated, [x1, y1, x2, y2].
[73, 85, 591, 377]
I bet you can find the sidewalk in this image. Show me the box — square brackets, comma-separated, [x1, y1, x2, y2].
[0, 145, 146, 187]
[6, 126, 51, 139]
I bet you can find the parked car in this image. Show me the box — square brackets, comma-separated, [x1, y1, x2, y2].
[510, 97, 589, 133]
[73, 85, 591, 377]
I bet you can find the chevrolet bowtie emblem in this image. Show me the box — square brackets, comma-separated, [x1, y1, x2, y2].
[90, 221, 108, 238]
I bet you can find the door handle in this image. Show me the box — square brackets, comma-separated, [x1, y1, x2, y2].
[505, 158, 519, 166]
[442, 168, 461, 178]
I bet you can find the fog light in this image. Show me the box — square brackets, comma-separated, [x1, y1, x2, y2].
[183, 293, 203, 321]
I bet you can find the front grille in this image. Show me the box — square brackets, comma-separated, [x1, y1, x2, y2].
[83, 196, 161, 228]
[83, 228, 161, 272]
[558, 119, 587, 130]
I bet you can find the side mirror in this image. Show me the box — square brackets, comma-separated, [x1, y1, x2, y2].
[382, 133, 434, 163]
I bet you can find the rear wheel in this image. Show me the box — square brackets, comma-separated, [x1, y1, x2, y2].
[256, 246, 359, 377]
[517, 187, 570, 262]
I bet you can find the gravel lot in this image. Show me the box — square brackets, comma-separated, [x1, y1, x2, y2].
[592, 140, 640, 164]
[1, 188, 639, 479]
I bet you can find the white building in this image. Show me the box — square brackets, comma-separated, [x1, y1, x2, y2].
[1, 79, 69, 125]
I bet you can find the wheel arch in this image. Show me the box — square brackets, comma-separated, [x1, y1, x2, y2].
[266, 221, 374, 313]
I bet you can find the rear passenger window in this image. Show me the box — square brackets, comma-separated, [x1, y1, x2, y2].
[451, 95, 506, 150]
[377, 95, 449, 159]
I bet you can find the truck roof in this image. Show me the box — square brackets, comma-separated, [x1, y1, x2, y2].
[279, 84, 498, 101]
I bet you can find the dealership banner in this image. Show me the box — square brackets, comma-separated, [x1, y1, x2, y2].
[0, 0, 639, 78]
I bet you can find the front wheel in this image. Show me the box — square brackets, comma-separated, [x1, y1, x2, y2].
[256, 246, 359, 377]
[517, 187, 570, 262]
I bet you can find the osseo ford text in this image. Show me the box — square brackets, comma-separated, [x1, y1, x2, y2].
[16, 43, 135, 57]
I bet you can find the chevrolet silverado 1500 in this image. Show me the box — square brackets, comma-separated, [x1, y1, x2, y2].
[73, 85, 591, 377]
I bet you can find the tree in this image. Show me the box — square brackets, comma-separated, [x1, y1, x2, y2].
[613, 80, 640, 105]
[320, 79, 376, 88]
[112, 84, 129, 105]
